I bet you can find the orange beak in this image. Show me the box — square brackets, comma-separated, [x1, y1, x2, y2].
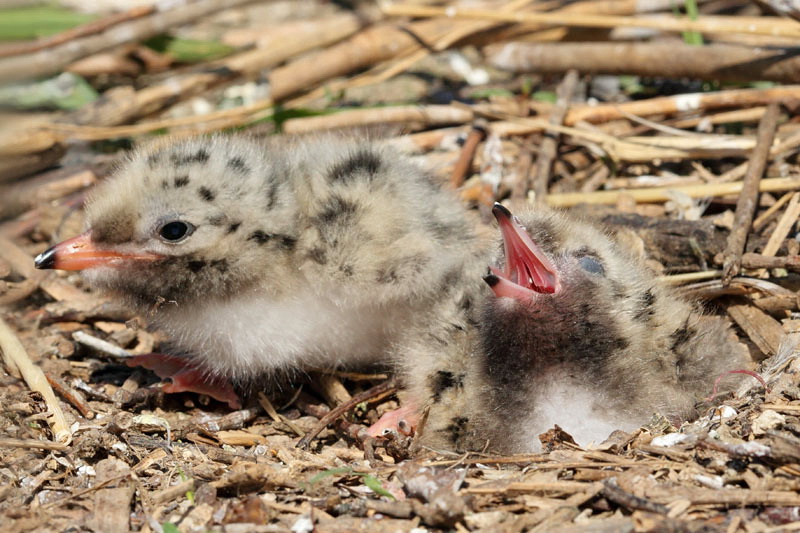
[34, 231, 162, 271]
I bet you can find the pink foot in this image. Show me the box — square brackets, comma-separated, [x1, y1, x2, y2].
[126, 353, 242, 409]
[368, 403, 420, 438]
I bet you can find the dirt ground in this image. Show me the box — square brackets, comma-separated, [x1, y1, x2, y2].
[2, 1, 800, 531]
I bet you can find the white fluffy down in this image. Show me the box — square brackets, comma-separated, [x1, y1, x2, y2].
[157, 284, 410, 379]
[521, 374, 641, 450]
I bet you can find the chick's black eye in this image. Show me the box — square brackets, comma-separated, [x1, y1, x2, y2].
[159, 221, 193, 242]
[579, 255, 605, 275]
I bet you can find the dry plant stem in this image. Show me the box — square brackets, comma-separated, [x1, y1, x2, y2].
[722, 103, 781, 286]
[532, 69, 579, 203]
[0, 0, 262, 83]
[1, 170, 95, 220]
[753, 191, 794, 230]
[268, 18, 456, 103]
[487, 41, 800, 83]
[760, 192, 800, 258]
[0, 236, 44, 305]
[670, 107, 767, 130]
[0, 437, 68, 450]
[491, 114, 768, 162]
[282, 105, 475, 134]
[0, 317, 71, 444]
[0, 6, 154, 59]
[0, 143, 66, 183]
[46, 372, 94, 419]
[545, 176, 800, 207]
[382, 5, 800, 39]
[602, 478, 669, 514]
[564, 85, 800, 125]
[314, 373, 352, 406]
[741, 253, 800, 271]
[72, 13, 365, 128]
[448, 123, 487, 189]
[257, 392, 303, 437]
[296, 378, 396, 450]
[726, 298, 785, 357]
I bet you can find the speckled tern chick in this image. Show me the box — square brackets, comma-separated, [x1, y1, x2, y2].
[396, 204, 751, 454]
[35, 134, 486, 408]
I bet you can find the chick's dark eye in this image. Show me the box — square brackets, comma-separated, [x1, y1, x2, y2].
[578, 255, 605, 275]
[159, 221, 193, 242]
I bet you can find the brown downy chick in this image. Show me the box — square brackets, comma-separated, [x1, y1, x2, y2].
[400, 204, 750, 454]
[35, 134, 484, 406]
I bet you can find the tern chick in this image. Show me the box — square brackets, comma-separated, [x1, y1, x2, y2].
[399, 205, 750, 453]
[35, 134, 485, 407]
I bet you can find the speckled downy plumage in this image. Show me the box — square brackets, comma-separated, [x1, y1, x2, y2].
[40, 134, 487, 383]
[402, 206, 750, 454]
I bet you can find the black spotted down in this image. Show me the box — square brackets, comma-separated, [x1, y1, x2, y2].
[174, 175, 190, 188]
[248, 230, 295, 249]
[314, 195, 359, 226]
[171, 149, 210, 166]
[430, 370, 464, 402]
[207, 214, 225, 226]
[249, 230, 271, 244]
[634, 289, 657, 322]
[198, 186, 215, 202]
[226, 156, 250, 174]
[227, 222, 241, 234]
[265, 180, 280, 210]
[187, 260, 206, 273]
[670, 318, 697, 351]
[444, 416, 469, 445]
[328, 149, 382, 182]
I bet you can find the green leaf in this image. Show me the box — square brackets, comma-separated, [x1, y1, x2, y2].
[162, 523, 180, 533]
[0, 72, 99, 110]
[362, 475, 396, 500]
[145, 34, 236, 63]
[469, 88, 515, 99]
[0, 6, 94, 40]
[532, 90, 557, 103]
[676, 0, 703, 46]
[306, 467, 354, 486]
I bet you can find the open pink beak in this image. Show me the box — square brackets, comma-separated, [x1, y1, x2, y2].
[483, 203, 560, 300]
[34, 231, 162, 271]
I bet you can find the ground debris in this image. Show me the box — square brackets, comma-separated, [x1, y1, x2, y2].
[3, 0, 800, 531]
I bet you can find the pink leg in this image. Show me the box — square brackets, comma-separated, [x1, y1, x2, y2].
[126, 354, 242, 409]
[368, 403, 420, 437]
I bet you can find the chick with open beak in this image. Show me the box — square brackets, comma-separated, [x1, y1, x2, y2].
[35, 134, 485, 409]
[398, 204, 751, 453]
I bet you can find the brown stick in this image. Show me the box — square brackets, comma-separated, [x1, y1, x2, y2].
[0, 0, 261, 83]
[45, 372, 94, 419]
[0, 6, 154, 59]
[296, 378, 396, 450]
[0, 317, 71, 444]
[282, 105, 475, 134]
[487, 41, 800, 84]
[722, 103, 781, 285]
[546, 176, 800, 207]
[741, 253, 800, 270]
[448, 122, 487, 189]
[72, 13, 366, 128]
[564, 85, 800, 125]
[0, 437, 69, 450]
[382, 5, 800, 39]
[531, 69, 579, 203]
[602, 478, 669, 515]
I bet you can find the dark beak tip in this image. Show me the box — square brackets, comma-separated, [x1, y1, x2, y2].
[492, 202, 512, 220]
[483, 274, 500, 287]
[34, 247, 56, 269]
